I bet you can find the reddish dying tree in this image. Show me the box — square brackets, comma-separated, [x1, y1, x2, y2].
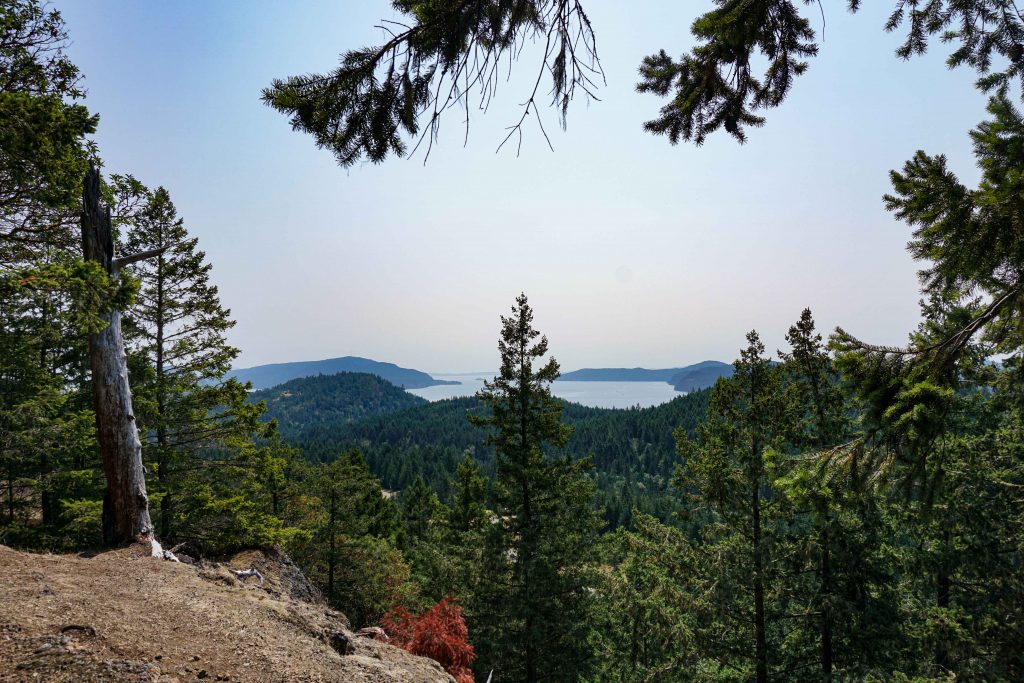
[380, 597, 475, 683]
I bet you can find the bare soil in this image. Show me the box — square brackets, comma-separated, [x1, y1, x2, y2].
[0, 544, 455, 683]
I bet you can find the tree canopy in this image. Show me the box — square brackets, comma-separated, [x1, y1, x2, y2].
[263, 0, 1024, 165]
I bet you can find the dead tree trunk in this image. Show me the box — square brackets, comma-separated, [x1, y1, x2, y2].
[80, 163, 166, 548]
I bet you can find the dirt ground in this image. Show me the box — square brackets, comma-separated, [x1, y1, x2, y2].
[0, 544, 455, 683]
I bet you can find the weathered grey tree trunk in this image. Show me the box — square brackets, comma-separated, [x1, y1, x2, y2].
[80, 163, 165, 548]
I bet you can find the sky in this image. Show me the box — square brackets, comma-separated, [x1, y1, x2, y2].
[58, 1, 991, 373]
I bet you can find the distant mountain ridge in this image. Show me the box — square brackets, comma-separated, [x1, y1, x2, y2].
[559, 360, 733, 392]
[227, 355, 459, 391]
[557, 367, 681, 382]
[667, 361, 734, 392]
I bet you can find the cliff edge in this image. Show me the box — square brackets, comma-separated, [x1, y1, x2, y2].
[0, 544, 455, 682]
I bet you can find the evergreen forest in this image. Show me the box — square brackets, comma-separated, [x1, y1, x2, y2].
[3, 1, 1024, 681]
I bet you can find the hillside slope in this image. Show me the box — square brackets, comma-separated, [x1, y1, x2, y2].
[227, 356, 458, 391]
[667, 361, 734, 391]
[251, 372, 427, 441]
[0, 544, 454, 683]
[312, 392, 711, 481]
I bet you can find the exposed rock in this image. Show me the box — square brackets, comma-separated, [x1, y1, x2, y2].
[0, 544, 454, 682]
[221, 548, 325, 607]
[357, 627, 387, 640]
[328, 630, 354, 656]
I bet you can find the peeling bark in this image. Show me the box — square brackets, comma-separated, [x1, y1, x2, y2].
[80, 163, 165, 549]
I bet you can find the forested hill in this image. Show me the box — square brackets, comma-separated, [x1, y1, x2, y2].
[250, 372, 427, 439]
[667, 360, 734, 391]
[286, 389, 712, 527]
[559, 360, 733, 391]
[227, 356, 459, 390]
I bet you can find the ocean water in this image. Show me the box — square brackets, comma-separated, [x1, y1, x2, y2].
[407, 373, 684, 409]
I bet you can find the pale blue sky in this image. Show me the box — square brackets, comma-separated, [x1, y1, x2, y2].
[59, 1, 989, 372]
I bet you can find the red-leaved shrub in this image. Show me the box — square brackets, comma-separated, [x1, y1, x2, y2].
[379, 597, 475, 683]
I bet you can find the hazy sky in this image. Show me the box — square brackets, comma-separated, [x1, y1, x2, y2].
[59, 1, 990, 373]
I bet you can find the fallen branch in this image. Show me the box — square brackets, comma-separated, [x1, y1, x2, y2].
[231, 568, 264, 584]
[150, 538, 180, 563]
[149, 538, 181, 563]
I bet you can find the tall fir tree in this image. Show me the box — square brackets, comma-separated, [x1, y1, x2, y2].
[114, 180, 268, 547]
[0, 0, 110, 548]
[470, 293, 600, 683]
[675, 331, 787, 682]
[295, 449, 410, 627]
[408, 456, 491, 619]
[830, 99, 1024, 675]
[780, 309, 846, 676]
[774, 309, 904, 678]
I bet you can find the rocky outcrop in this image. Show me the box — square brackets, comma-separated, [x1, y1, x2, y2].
[0, 544, 455, 682]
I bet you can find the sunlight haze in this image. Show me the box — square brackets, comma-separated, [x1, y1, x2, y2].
[59, 0, 989, 372]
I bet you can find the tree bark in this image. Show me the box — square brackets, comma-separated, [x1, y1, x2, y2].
[80, 163, 155, 547]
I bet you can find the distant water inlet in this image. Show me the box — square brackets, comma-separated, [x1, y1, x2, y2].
[408, 373, 685, 409]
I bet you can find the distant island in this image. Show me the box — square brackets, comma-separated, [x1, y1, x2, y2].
[559, 360, 733, 392]
[558, 367, 681, 382]
[665, 361, 735, 392]
[226, 355, 460, 391]
[248, 372, 428, 440]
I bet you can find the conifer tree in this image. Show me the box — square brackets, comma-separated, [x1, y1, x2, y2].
[816, 94, 1024, 679]
[408, 456, 490, 615]
[470, 293, 599, 683]
[836, 293, 1019, 677]
[264, 0, 1024, 162]
[447, 456, 488, 536]
[400, 476, 439, 543]
[0, 277, 96, 539]
[828, 99, 1024, 676]
[675, 331, 786, 682]
[835, 95, 1024, 401]
[588, 512, 701, 682]
[114, 181, 267, 544]
[299, 449, 409, 627]
[774, 309, 903, 677]
[397, 475, 455, 601]
[779, 309, 845, 676]
[0, 0, 110, 546]
[1, 0, 96, 263]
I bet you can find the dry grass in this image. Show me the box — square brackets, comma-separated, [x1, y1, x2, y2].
[0, 544, 454, 683]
